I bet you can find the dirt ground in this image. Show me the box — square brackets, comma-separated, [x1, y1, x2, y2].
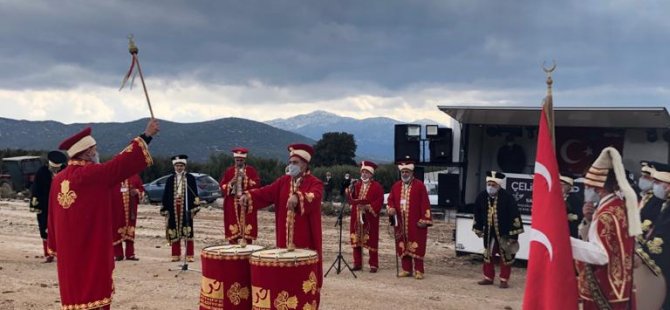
[0, 199, 525, 310]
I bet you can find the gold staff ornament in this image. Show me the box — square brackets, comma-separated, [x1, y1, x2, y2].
[120, 34, 155, 119]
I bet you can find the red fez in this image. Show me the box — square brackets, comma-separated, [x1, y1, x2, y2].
[360, 160, 378, 174]
[58, 127, 97, 157]
[232, 147, 249, 158]
[288, 143, 314, 163]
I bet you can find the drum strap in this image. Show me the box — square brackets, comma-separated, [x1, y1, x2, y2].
[583, 264, 613, 310]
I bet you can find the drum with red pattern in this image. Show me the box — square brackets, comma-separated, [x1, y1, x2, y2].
[250, 248, 319, 310]
[200, 244, 264, 310]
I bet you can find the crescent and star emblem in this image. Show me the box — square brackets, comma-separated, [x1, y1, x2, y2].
[559, 139, 594, 164]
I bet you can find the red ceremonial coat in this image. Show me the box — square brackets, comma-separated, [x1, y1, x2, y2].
[576, 194, 635, 308]
[387, 178, 433, 259]
[112, 174, 144, 245]
[246, 172, 323, 287]
[347, 180, 384, 251]
[219, 165, 260, 241]
[47, 137, 152, 309]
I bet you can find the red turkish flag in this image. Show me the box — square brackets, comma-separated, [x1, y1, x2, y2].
[522, 104, 579, 310]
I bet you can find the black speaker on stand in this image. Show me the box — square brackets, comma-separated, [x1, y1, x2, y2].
[414, 166, 425, 182]
[438, 173, 460, 209]
[394, 124, 420, 163]
[429, 128, 453, 164]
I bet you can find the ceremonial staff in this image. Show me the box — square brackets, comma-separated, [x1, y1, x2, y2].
[120, 34, 155, 119]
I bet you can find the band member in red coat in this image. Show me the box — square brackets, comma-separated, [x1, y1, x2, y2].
[570, 147, 641, 310]
[47, 119, 158, 310]
[239, 143, 323, 289]
[30, 150, 66, 263]
[112, 174, 144, 261]
[219, 147, 260, 245]
[386, 161, 433, 279]
[348, 160, 384, 272]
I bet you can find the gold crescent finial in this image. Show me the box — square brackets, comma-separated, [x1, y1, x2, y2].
[542, 60, 556, 75]
[542, 60, 557, 88]
[127, 34, 138, 54]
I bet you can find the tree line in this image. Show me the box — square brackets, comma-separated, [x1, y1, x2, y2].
[1, 131, 408, 196]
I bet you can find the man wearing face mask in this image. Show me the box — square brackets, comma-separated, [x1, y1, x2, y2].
[570, 147, 640, 310]
[219, 147, 260, 245]
[635, 162, 670, 310]
[386, 161, 433, 279]
[560, 174, 583, 238]
[161, 155, 200, 262]
[637, 161, 664, 238]
[239, 144, 324, 299]
[30, 151, 67, 263]
[347, 161, 384, 273]
[47, 120, 159, 310]
[473, 171, 523, 288]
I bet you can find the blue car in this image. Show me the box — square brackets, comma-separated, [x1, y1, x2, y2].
[143, 173, 222, 204]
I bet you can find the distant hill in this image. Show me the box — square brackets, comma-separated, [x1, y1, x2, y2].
[0, 117, 315, 162]
[267, 110, 449, 162]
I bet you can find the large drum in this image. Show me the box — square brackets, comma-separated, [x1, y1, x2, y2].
[634, 264, 666, 310]
[250, 248, 320, 310]
[200, 244, 264, 310]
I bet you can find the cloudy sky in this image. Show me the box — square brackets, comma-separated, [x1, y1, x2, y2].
[1, 0, 669, 125]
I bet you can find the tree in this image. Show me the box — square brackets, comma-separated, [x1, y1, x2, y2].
[312, 132, 357, 167]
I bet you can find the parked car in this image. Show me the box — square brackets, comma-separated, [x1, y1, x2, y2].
[143, 173, 222, 204]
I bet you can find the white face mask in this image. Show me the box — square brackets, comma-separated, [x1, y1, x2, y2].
[486, 185, 498, 196]
[286, 164, 301, 177]
[652, 183, 668, 200]
[638, 177, 653, 192]
[92, 152, 100, 164]
[584, 187, 600, 203]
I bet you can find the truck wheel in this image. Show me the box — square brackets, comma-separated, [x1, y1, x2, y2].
[0, 182, 13, 198]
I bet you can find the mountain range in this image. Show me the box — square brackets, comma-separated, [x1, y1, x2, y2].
[0, 117, 314, 162]
[267, 110, 448, 162]
[0, 110, 447, 163]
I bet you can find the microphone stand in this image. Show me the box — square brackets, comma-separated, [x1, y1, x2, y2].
[325, 200, 357, 278]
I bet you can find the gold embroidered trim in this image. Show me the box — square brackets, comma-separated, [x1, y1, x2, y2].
[250, 257, 318, 267]
[60, 296, 112, 310]
[132, 137, 153, 166]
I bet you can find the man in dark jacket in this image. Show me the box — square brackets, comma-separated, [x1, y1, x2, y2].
[160, 155, 200, 262]
[473, 171, 524, 288]
[30, 151, 67, 263]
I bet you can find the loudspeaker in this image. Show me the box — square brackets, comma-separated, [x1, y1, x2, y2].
[394, 124, 420, 163]
[438, 173, 460, 208]
[414, 166, 425, 182]
[429, 127, 453, 164]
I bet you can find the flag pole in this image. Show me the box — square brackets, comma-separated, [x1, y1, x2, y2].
[542, 61, 557, 148]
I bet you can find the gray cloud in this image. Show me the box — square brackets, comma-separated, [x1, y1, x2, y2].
[1, 0, 670, 109]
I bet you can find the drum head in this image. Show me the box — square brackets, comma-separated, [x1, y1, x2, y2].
[251, 248, 318, 262]
[203, 244, 264, 257]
